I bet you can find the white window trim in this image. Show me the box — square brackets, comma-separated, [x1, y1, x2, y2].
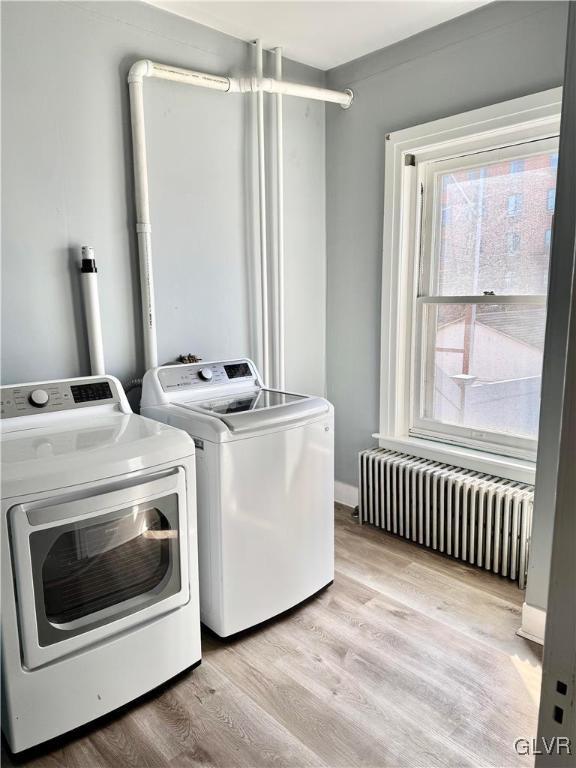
[376, 87, 562, 484]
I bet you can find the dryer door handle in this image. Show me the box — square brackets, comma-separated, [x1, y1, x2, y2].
[20, 468, 183, 528]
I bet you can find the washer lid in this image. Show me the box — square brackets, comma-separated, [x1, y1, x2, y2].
[1, 413, 195, 498]
[194, 389, 304, 414]
[179, 389, 330, 434]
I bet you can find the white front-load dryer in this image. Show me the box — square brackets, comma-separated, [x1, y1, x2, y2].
[1, 375, 201, 753]
[141, 359, 334, 638]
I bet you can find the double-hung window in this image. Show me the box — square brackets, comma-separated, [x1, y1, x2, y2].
[380, 88, 562, 474]
[413, 138, 558, 458]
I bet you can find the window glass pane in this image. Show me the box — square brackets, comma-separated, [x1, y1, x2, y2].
[435, 151, 557, 295]
[421, 303, 545, 439]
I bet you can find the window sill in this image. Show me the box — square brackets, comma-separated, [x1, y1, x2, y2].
[372, 433, 536, 485]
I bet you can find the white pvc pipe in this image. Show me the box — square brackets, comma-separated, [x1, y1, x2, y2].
[127, 58, 353, 372]
[147, 61, 231, 91]
[275, 48, 286, 390]
[259, 78, 353, 107]
[255, 40, 270, 383]
[80, 247, 106, 376]
[129, 59, 354, 107]
[128, 75, 158, 371]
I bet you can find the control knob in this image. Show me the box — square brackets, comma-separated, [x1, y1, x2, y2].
[29, 389, 50, 408]
[198, 367, 213, 382]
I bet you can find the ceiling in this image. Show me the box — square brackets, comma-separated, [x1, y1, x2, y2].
[146, 0, 492, 70]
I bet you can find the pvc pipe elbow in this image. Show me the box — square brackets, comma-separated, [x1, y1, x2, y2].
[128, 60, 152, 83]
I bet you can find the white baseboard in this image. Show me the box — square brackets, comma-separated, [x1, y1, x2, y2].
[517, 601, 546, 645]
[335, 481, 358, 509]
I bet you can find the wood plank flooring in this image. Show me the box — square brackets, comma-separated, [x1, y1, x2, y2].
[3, 504, 542, 768]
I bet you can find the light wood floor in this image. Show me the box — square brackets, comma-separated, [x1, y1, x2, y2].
[3, 505, 542, 768]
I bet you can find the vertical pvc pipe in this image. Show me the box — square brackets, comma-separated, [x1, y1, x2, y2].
[128, 75, 159, 371]
[275, 47, 286, 390]
[255, 40, 270, 383]
[80, 247, 106, 375]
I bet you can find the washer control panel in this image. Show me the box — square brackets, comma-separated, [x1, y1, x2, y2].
[159, 359, 256, 393]
[1, 378, 119, 419]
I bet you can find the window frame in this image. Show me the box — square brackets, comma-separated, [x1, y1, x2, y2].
[378, 87, 562, 481]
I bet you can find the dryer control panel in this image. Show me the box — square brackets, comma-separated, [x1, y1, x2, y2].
[0, 377, 120, 419]
[158, 359, 257, 393]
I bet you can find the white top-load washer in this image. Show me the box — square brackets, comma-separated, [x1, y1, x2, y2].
[1, 375, 201, 753]
[141, 358, 334, 637]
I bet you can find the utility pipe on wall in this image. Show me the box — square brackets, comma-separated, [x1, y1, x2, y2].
[255, 40, 270, 383]
[80, 246, 106, 375]
[128, 69, 158, 371]
[127, 58, 353, 372]
[131, 59, 354, 106]
[274, 47, 286, 390]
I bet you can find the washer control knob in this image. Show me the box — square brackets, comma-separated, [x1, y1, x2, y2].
[198, 367, 213, 382]
[29, 389, 50, 408]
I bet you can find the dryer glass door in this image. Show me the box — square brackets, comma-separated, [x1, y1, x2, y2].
[10, 467, 190, 668]
[38, 505, 175, 627]
[30, 494, 180, 646]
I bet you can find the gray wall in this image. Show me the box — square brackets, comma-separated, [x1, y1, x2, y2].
[1, 1, 326, 395]
[325, 0, 569, 488]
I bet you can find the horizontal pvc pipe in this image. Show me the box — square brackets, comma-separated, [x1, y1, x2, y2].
[147, 62, 231, 91]
[260, 78, 353, 107]
[129, 59, 353, 107]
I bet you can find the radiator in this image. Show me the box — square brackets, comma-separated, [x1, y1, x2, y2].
[359, 448, 534, 588]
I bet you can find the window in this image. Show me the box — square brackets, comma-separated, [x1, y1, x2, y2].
[507, 193, 522, 216]
[414, 140, 556, 456]
[380, 88, 562, 471]
[545, 228, 552, 249]
[547, 188, 556, 211]
[550, 153, 559, 169]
